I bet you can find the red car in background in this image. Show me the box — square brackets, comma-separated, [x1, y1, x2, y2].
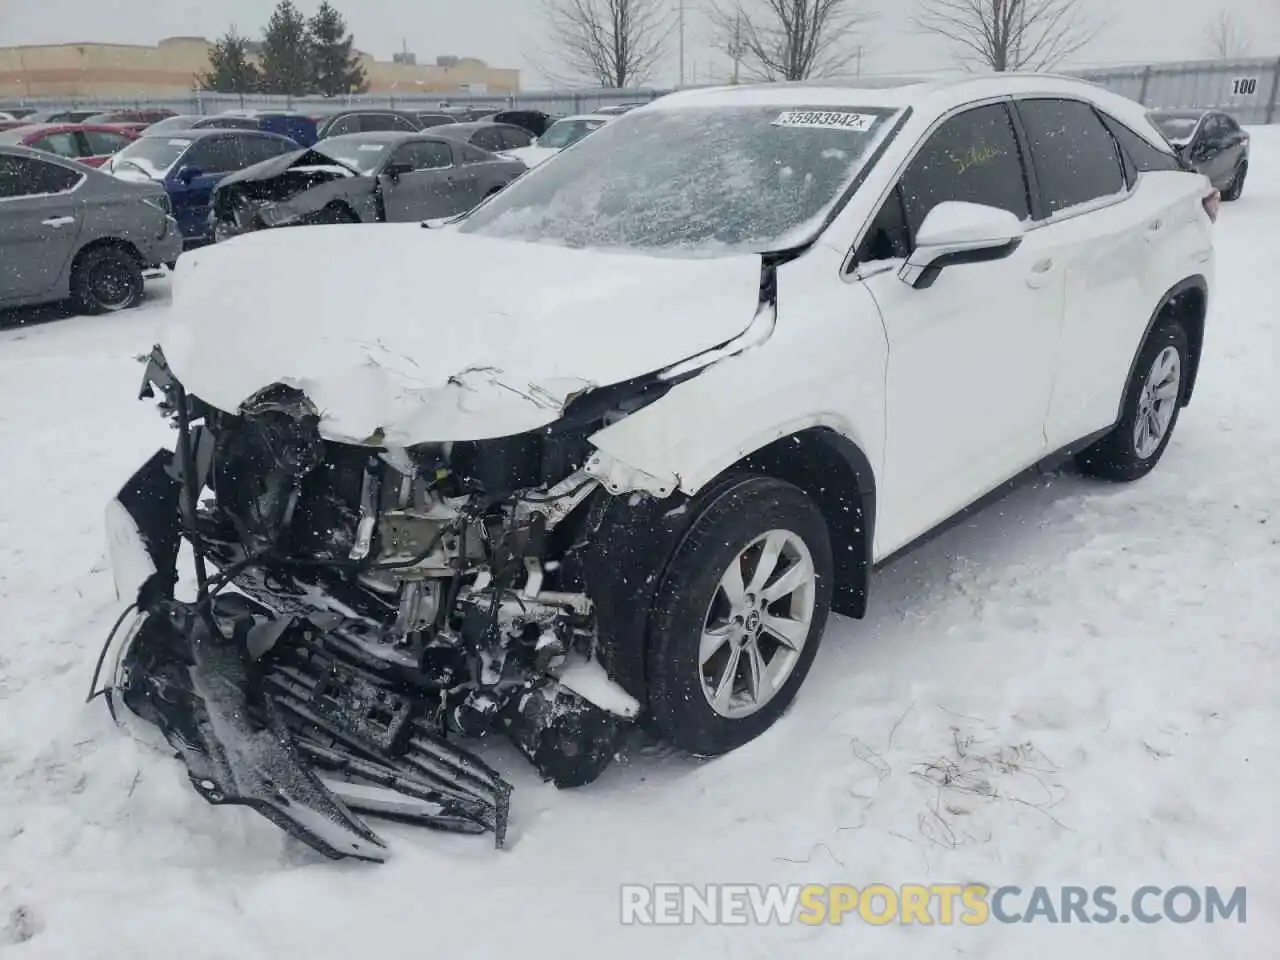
[83, 108, 177, 135]
[0, 122, 139, 167]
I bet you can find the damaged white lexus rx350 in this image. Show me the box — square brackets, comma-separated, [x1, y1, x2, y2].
[97, 74, 1217, 861]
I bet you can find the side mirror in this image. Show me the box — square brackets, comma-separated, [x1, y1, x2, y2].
[383, 161, 413, 180]
[175, 164, 202, 184]
[898, 201, 1024, 290]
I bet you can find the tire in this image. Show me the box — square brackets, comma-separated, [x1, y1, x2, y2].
[70, 245, 144, 315]
[646, 476, 834, 756]
[1221, 159, 1247, 201]
[1076, 320, 1189, 482]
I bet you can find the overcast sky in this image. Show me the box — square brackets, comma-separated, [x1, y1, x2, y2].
[1, 0, 1276, 88]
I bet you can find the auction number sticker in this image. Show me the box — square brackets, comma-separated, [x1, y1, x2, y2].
[773, 110, 877, 131]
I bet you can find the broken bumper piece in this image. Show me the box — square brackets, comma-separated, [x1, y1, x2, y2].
[98, 459, 512, 862]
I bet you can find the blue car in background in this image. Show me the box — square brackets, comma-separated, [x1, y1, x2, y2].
[145, 111, 320, 146]
[104, 128, 299, 244]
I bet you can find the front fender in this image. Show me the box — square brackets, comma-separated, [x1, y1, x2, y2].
[587, 250, 889, 498]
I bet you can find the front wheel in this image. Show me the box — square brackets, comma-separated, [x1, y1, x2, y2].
[70, 245, 144, 315]
[1076, 320, 1189, 482]
[647, 476, 833, 757]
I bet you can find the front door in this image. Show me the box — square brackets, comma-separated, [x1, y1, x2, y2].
[379, 139, 464, 221]
[0, 154, 85, 302]
[168, 135, 243, 241]
[855, 101, 1063, 556]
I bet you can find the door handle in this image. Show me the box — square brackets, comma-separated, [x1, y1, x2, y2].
[1027, 258, 1055, 288]
[42, 216, 75, 227]
[1146, 219, 1163, 233]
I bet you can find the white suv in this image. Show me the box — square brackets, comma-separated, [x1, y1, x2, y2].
[106, 73, 1216, 858]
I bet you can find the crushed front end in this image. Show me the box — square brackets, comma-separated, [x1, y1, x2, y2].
[95, 346, 648, 861]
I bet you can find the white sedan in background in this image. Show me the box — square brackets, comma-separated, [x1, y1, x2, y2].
[505, 113, 612, 167]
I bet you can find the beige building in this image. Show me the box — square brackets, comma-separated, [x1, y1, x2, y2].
[0, 37, 519, 99]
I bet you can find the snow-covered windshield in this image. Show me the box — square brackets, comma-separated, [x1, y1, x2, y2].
[460, 105, 897, 253]
[108, 136, 193, 178]
[537, 118, 606, 149]
[313, 137, 388, 175]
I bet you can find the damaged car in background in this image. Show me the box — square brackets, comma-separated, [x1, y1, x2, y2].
[95, 75, 1215, 862]
[209, 130, 525, 241]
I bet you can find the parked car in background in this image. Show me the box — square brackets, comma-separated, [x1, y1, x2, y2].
[0, 122, 138, 167]
[18, 108, 101, 124]
[505, 113, 611, 168]
[480, 109, 558, 136]
[433, 121, 535, 155]
[314, 109, 422, 139]
[208, 130, 526, 240]
[1147, 108, 1249, 200]
[0, 145, 181, 313]
[0, 107, 38, 120]
[415, 112, 456, 128]
[214, 110, 319, 146]
[84, 108, 178, 133]
[592, 102, 649, 115]
[104, 128, 299, 244]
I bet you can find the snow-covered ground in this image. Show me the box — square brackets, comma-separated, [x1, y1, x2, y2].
[1, 134, 1275, 959]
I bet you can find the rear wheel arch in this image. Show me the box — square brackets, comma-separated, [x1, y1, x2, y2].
[1124, 276, 1207, 412]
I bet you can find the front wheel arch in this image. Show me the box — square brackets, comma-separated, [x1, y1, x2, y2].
[581, 427, 876, 710]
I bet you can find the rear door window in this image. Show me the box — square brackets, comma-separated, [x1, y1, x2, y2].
[83, 129, 134, 156]
[30, 131, 83, 159]
[359, 114, 402, 132]
[0, 154, 82, 197]
[471, 128, 505, 152]
[498, 126, 534, 149]
[1016, 98, 1126, 216]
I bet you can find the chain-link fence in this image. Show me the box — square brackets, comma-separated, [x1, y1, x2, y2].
[3, 56, 1278, 123]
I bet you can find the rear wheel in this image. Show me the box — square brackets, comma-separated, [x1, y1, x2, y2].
[1221, 159, 1247, 201]
[1076, 320, 1188, 482]
[70, 245, 144, 315]
[646, 477, 833, 757]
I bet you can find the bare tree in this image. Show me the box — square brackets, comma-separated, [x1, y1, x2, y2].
[913, 0, 1104, 72]
[1203, 10, 1250, 59]
[706, 0, 876, 82]
[538, 0, 673, 87]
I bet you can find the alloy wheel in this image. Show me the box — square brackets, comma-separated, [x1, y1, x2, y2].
[1133, 345, 1181, 458]
[699, 529, 817, 719]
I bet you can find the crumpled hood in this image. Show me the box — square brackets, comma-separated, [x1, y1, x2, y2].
[215, 147, 346, 189]
[163, 223, 763, 444]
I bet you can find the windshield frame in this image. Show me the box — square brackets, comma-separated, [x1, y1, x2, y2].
[456, 103, 908, 256]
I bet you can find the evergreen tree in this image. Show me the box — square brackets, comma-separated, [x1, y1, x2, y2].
[259, 0, 313, 95]
[308, 3, 368, 96]
[199, 28, 261, 93]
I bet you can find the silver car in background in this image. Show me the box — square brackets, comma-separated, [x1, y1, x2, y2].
[0, 144, 182, 314]
[208, 131, 527, 241]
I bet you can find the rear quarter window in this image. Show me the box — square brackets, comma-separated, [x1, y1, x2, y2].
[1096, 113, 1184, 183]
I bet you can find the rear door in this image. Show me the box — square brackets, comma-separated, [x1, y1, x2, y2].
[0, 154, 85, 301]
[378, 139, 460, 220]
[1012, 97, 1160, 449]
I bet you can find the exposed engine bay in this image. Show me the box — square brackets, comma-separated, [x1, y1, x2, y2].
[95, 346, 675, 862]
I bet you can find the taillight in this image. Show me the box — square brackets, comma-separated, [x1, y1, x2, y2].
[1203, 188, 1220, 223]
